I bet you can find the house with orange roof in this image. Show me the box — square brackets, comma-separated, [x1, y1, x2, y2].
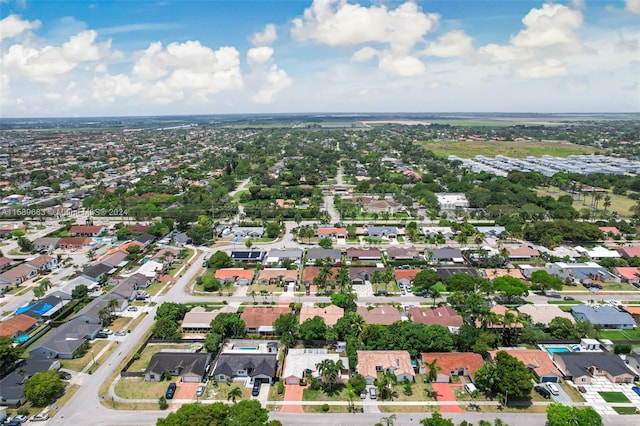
[214, 268, 254, 286]
[488, 349, 561, 383]
[25, 254, 58, 271]
[507, 246, 540, 261]
[58, 237, 92, 250]
[394, 269, 420, 286]
[299, 305, 344, 327]
[302, 266, 340, 286]
[599, 226, 620, 236]
[0, 314, 38, 339]
[624, 306, 640, 325]
[475, 305, 524, 330]
[617, 245, 640, 259]
[68, 225, 106, 237]
[613, 267, 640, 285]
[357, 350, 414, 384]
[420, 352, 485, 383]
[484, 268, 526, 282]
[408, 306, 463, 332]
[240, 306, 292, 334]
[316, 227, 348, 239]
[357, 305, 401, 325]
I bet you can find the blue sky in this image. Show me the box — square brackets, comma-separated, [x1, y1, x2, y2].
[1, 0, 638, 117]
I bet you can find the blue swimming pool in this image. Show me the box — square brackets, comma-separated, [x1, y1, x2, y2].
[14, 334, 30, 343]
[546, 347, 570, 354]
[237, 347, 258, 351]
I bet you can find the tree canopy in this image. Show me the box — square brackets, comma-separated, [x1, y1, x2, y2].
[156, 400, 270, 426]
[475, 351, 533, 398]
[24, 370, 64, 407]
[546, 403, 602, 426]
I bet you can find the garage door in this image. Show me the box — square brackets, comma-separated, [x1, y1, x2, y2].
[286, 378, 298, 385]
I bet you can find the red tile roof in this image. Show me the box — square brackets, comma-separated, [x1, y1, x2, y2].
[214, 268, 254, 281]
[356, 306, 401, 325]
[0, 314, 38, 337]
[420, 352, 485, 380]
[409, 306, 463, 328]
[240, 306, 292, 329]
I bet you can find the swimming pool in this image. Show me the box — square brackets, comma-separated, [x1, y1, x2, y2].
[14, 334, 30, 343]
[237, 347, 258, 351]
[546, 347, 570, 354]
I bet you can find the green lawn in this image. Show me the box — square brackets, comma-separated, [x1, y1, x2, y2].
[598, 391, 630, 403]
[115, 377, 173, 399]
[60, 340, 110, 372]
[303, 387, 348, 401]
[600, 328, 640, 340]
[422, 140, 595, 159]
[613, 406, 639, 415]
[128, 343, 192, 372]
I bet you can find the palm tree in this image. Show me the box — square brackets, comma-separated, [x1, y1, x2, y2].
[603, 195, 611, 212]
[107, 298, 119, 315]
[98, 307, 111, 326]
[227, 386, 243, 403]
[430, 287, 441, 307]
[316, 359, 344, 392]
[336, 264, 350, 294]
[424, 359, 441, 399]
[378, 414, 396, 426]
[371, 270, 383, 295]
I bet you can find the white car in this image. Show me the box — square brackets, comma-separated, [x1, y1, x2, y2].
[546, 383, 560, 395]
[30, 413, 50, 422]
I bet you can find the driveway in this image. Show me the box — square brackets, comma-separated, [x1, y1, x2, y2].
[548, 383, 572, 404]
[280, 383, 304, 413]
[174, 379, 199, 400]
[431, 383, 464, 413]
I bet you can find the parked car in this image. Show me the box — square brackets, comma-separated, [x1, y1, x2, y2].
[369, 387, 377, 400]
[577, 385, 587, 393]
[359, 391, 367, 399]
[10, 415, 27, 424]
[96, 332, 109, 339]
[546, 383, 560, 395]
[534, 385, 551, 399]
[563, 296, 574, 301]
[196, 384, 205, 397]
[29, 413, 49, 422]
[165, 382, 177, 399]
[127, 306, 138, 312]
[58, 371, 72, 380]
[0, 293, 5, 298]
[632, 386, 640, 396]
[115, 330, 127, 336]
[252, 381, 261, 396]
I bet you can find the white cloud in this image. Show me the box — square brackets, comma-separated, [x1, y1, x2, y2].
[247, 46, 274, 65]
[292, 0, 438, 54]
[351, 46, 379, 62]
[92, 74, 143, 103]
[251, 23, 277, 46]
[252, 64, 292, 103]
[479, 3, 585, 79]
[378, 53, 425, 77]
[2, 30, 114, 83]
[627, 0, 640, 13]
[423, 30, 473, 58]
[0, 14, 40, 40]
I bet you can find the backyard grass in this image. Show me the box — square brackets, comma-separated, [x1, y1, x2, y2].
[559, 381, 586, 402]
[600, 328, 640, 340]
[598, 391, 630, 403]
[115, 377, 172, 399]
[128, 343, 192, 372]
[613, 406, 639, 415]
[60, 340, 110, 372]
[422, 140, 595, 159]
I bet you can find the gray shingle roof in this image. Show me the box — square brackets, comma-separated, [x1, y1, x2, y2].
[213, 353, 277, 378]
[570, 305, 635, 326]
[555, 352, 634, 378]
[145, 352, 211, 378]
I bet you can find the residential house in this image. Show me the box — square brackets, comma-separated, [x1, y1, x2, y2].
[409, 306, 463, 333]
[394, 269, 421, 287]
[305, 248, 342, 265]
[212, 353, 277, 384]
[0, 314, 38, 339]
[356, 350, 414, 385]
[240, 306, 292, 334]
[145, 352, 211, 383]
[361, 198, 402, 214]
[58, 237, 91, 250]
[0, 264, 38, 286]
[489, 349, 562, 383]
[32, 237, 61, 252]
[120, 273, 153, 290]
[349, 266, 386, 285]
[299, 305, 344, 327]
[570, 305, 635, 330]
[484, 268, 526, 282]
[435, 193, 468, 211]
[215, 268, 254, 286]
[134, 233, 156, 247]
[101, 250, 129, 268]
[301, 266, 340, 287]
[0, 256, 13, 271]
[264, 248, 304, 267]
[346, 248, 382, 262]
[72, 293, 128, 324]
[227, 226, 265, 239]
[436, 267, 478, 282]
[173, 232, 191, 247]
[25, 254, 58, 271]
[129, 260, 163, 285]
[422, 227, 455, 239]
[613, 267, 640, 286]
[425, 247, 464, 264]
[575, 246, 621, 260]
[316, 227, 348, 240]
[386, 246, 421, 261]
[617, 245, 640, 260]
[356, 306, 401, 326]
[420, 352, 485, 383]
[546, 262, 620, 284]
[68, 225, 106, 237]
[80, 262, 114, 282]
[181, 307, 221, 333]
[256, 268, 298, 287]
[553, 352, 636, 384]
[0, 358, 59, 408]
[282, 349, 349, 385]
[475, 226, 506, 238]
[126, 224, 151, 235]
[517, 304, 574, 327]
[507, 246, 540, 262]
[14, 295, 66, 320]
[230, 250, 266, 263]
[29, 317, 100, 359]
[366, 226, 399, 239]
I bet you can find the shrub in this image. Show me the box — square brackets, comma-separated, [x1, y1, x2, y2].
[321, 403, 329, 412]
[158, 395, 168, 410]
[277, 380, 284, 395]
[133, 353, 141, 361]
[614, 344, 632, 354]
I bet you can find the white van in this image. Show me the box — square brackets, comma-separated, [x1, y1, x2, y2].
[464, 383, 477, 394]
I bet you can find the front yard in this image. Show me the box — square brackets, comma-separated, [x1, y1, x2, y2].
[115, 377, 173, 399]
[127, 343, 192, 372]
[598, 391, 630, 403]
[60, 340, 110, 372]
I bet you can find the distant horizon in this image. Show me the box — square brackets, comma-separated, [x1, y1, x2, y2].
[1, 111, 639, 122]
[1, 1, 639, 117]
